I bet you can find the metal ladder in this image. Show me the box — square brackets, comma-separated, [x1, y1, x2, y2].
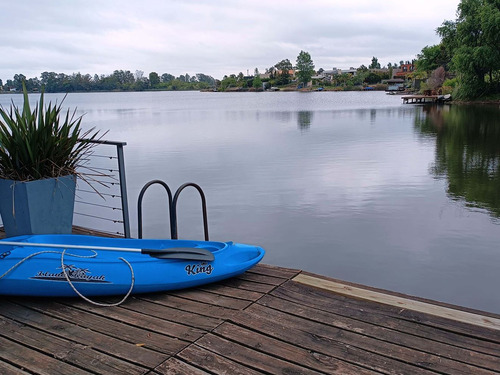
[137, 180, 209, 240]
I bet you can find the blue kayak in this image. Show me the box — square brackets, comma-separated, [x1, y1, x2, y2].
[0, 234, 265, 297]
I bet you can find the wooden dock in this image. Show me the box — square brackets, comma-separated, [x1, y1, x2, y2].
[1, 227, 500, 374]
[1, 265, 500, 374]
[402, 95, 440, 104]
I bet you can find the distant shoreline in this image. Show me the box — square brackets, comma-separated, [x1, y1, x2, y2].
[2, 89, 498, 104]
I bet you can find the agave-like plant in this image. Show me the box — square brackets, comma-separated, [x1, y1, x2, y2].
[0, 83, 103, 181]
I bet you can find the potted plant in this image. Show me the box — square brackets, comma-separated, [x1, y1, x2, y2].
[0, 83, 102, 237]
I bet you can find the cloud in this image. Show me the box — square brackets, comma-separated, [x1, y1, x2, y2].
[0, 0, 460, 81]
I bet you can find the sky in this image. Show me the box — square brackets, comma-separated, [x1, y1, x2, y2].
[1, 0, 460, 82]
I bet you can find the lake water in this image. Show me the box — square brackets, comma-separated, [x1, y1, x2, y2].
[2, 90, 500, 314]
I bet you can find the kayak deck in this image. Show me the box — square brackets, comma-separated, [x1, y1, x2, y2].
[0, 234, 265, 297]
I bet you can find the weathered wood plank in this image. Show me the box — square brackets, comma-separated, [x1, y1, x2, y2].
[290, 275, 500, 345]
[214, 322, 382, 374]
[0, 300, 168, 369]
[231, 308, 457, 375]
[195, 333, 325, 375]
[257, 294, 500, 371]
[154, 357, 211, 375]
[219, 276, 277, 293]
[137, 292, 238, 322]
[0, 360, 32, 375]
[294, 273, 500, 331]
[176, 344, 263, 375]
[63, 297, 206, 342]
[272, 279, 500, 356]
[11, 299, 188, 355]
[247, 263, 301, 279]
[121, 293, 225, 335]
[166, 288, 253, 310]
[237, 271, 290, 286]
[0, 334, 94, 375]
[0, 314, 147, 375]
[198, 282, 264, 301]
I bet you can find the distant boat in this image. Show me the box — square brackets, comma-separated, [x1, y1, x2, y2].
[437, 94, 452, 102]
[0, 234, 265, 297]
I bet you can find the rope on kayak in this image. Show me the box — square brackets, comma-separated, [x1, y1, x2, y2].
[61, 249, 135, 307]
[0, 250, 97, 280]
[1, 249, 135, 307]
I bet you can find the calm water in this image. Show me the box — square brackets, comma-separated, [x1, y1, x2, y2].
[2, 91, 500, 313]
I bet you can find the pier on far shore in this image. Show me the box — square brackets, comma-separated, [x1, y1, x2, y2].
[402, 94, 451, 104]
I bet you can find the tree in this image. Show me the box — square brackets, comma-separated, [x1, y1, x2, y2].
[149, 72, 160, 87]
[369, 57, 381, 69]
[296, 51, 315, 87]
[13, 74, 26, 90]
[161, 73, 175, 83]
[364, 72, 382, 84]
[415, 44, 451, 72]
[274, 59, 293, 85]
[253, 75, 263, 90]
[220, 75, 238, 90]
[196, 73, 215, 85]
[437, 0, 500, 99]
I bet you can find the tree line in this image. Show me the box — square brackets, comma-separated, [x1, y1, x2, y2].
[1, 1, 497, 99]
[0, 70, 216, 93]
[219, 54, 399, 91]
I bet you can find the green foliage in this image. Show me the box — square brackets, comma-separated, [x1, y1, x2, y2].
[149, 72, 160, 87]
[416, 44, 451, 72]
[436, 0, 500, 99]
[296, 51, 315, 86]
[364, 72, 382, 84]
[161, 73, 175, 83]
[0, 83, 102, 181]
[220, 75, 238, 90]
[3, 70, 216, 93]
[369, 57, 381, 69]
[252, 75, 263, 90]
[443, 78, 458, 88]
[273, 59, 293, 85]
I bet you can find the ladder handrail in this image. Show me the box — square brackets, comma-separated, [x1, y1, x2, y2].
[137, 180, 173, 239]
[171, 182, 209, 241]
[137, 180, 209, 241]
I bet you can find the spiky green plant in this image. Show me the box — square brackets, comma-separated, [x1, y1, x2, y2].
[0, 83, 103, 181]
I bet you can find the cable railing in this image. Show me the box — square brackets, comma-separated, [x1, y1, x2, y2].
[0, 140, 212, 240]
[73, 140, 131, 237]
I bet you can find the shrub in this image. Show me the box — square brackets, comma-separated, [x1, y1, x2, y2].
[0, 83, 103, 181]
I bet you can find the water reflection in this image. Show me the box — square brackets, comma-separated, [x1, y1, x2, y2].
[297, 111, 313, 130]
[2, 91, 500, 312]
[414, 105, 500, 219]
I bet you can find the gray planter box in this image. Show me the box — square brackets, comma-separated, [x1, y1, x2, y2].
[0, 175, 76, 237]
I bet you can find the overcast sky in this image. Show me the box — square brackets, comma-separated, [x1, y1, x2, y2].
[1, 0, 460, 82]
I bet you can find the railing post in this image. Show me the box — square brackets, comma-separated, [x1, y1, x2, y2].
[115, 142, 131, 238]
